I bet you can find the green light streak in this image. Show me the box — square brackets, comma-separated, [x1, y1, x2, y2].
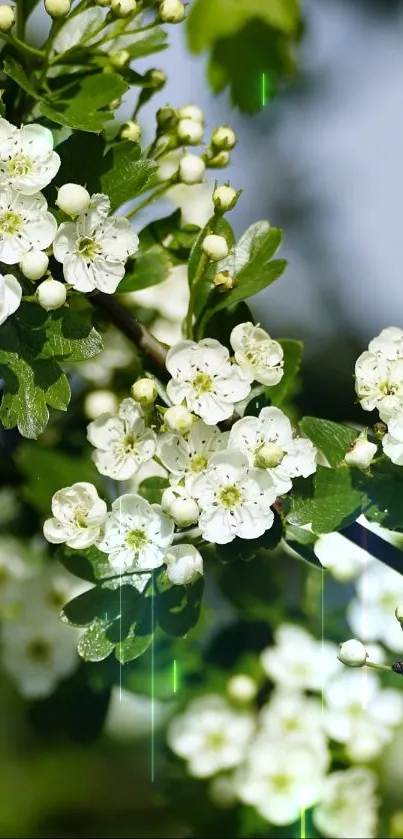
[300, 806, 306, 839]
[261, 72, 267, 107]
[173, 659, 178, 693]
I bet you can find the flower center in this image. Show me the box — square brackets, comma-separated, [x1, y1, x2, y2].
[77, 236, 98, 260]
[270, 773, 292, 793]
[74, 508, 88, 528]
[254, 442, 284, 469]
[27, 638, 51, 663]
[219, 484, 243, 510]
[126, 528, 148, 551]
[8, 154, 32, 177]
[0, 210, 21, 235]
[123, 434, 137, 454]
[190, 454, 208, 473]
[206, 731, 226, 750]
[192, 372, 213, 395]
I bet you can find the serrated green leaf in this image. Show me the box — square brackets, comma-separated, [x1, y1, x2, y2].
[117, 244, 171, 293]
[77, 618, 115, 662]
[290, 466, 364, 533]
[122, 26, 168, 58]
[267, 339, 302, 407]
[40, 73, 128, 133]
[299, 417, 359, 468]
[21, 305, 103, 362]
[62, 584, 141, 627]
[355, 460, 403, 530]
[157, 576, 204, 637]
[187, 0, 300, 51]
[51, 132, 105, 194]
[100, 142, 157, 211]
[4, 57, 41, 99]
[285, 524, 323, 569]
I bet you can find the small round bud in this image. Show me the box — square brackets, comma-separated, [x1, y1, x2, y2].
[338, 639, 368, 668]
[37, 279, 67, 311]
[395, 604, 403, 624]
[110, 49, 130, 69]
[211, 125, 237, 151]
[164, 405, 194, 434]
[149, 68, 166, 89]
[108, 98, 122, 111]
[44, 0, 70, 17]
[213, 271, 235, 292]
[170, 496, 199, 528]
[177, 118, 204, 146]
[255, 442, 284, 469]
[56, 183, 90, 217]
[159, 0, 185, 24]
[131, 377, 157, 406]
[202, 234, 229, 261]
[164, 544, 203, 585]
[111, 0, 136, 16]
[0, 4, 15, 32]
[178, 153, 205, 185]
[213, 185, 238, 212]
[345, 432, 377, 470]
[206, 150, 230, 169]
[178, 104, 204, 124]
[19, 250, 49, 281]
[84, 390, 118, 420]
[161, 487, 178, 513]
[227, 674, 257, 703]
[157, 105, 178, 131]
[120, 120, 141, 142]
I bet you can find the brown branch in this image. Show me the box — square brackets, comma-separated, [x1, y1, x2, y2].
[91, 292, 168, 379]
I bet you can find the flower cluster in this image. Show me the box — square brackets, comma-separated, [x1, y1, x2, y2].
[0, 115, 138, 324]
[355, 326, 403, 465]
[44, 329, 317, 574]
[167, 623, 401, 837]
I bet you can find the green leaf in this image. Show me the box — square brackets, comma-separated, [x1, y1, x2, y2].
[202, 301, 253, 348]
[156, 576, 204, 637]
[21, 305, 103, 362]
[51, 132, 105, 194]
[187, 0, 300, 51]
[57, 547, 97, 583]
[77, 618, 115, 662]
[100, 142, 157, 211]
[285, 524, 323, 569]
[299, 417, 359, 468]
[4, 57, 41, 100]
[137, 477, 169, 505]
[267, 339, 302, 407]
[16, 445, 103, 514]
[290, 466, 364, 533]
[62, 584, 141, 627]
[123, 26, 168, 58]
[355, 460, 403, 530]
[21, 0, 40, 20]
[117, 244, 171, 293]
[115, 629, 153, 664]
[40, 73, 128, 133]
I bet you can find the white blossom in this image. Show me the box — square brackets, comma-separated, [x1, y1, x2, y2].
[87, 397, 157, 481]
[167, 694, 254, 777]
[126, 263, 189, 324]
[0, 188, 56, 264]
[382, 412, 403, 464]
[0, 272, 21, 325]
[166, 338, 251, 425]
[324, 669, 403, 761]
[369, 326, 403, 360]
[164, 405, 195, 435]
[235, 732, 328, 826]
[260, 624, 339, 691]
[259, 689, 325, 742]
[355, 350, 403, 421]
[227, 674, 257, 703]
[0, 119, 60, 194]
[189, 450, 276, 544]
[314, 531, 372, 581]
[161, 485, 199, 527]
[230, 322, 284, 386]
[229, 406, 317, 495]
[43, 482, 107, 549]
[159, 419, 228, 488]
[84, 389, 119, 420]
[313, 768, 378, 839]
[178, 153, 205, 185]
[345, 432, 377, 469]
[347, 560, 403, 651]
[164, 544, 203, 585]
[53, 193, 139, 293]
[98, 493, 174, 573]
[0, 537, 35, 611]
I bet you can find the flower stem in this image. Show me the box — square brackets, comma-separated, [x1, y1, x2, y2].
[185, 253, 208, 339]
[16, 0, 25, 40]
[3, 33, 45, 60]
[365, 659, 392, 673]
[125, 183, 171, 220]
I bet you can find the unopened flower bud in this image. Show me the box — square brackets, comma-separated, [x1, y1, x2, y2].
[37, 279, 67, 311]
[211, 125, 237, 151]
[164, 405, 194, 434]
[161, 486, 178, 513]
[177, 117, 204, 146]
[178, 153, 205, 185]
[159, 0, 185, 23]
[20, 250, 49, 281]
[111, 0, 136, 16]
[131, 377, 157, 406]
[255, 442, 284, 469]
[110, 49, 130, 69]
[345, 432, 377, 470]
[205, 150, 230, 168]
[178, 104, 204, 124]
[213, 185, 238, 212]
[164, 544, 203, 585]
[213, 271, 234, 292]
[44, 0, 70, 17]
[149, 68, 166, 89]
[202, 234, 229, 261]
[227, 674, 257, 703]
[395, 604, 403, 624]
[56, 183, 90, 216]
[338, 639, 368, 667]
[120, 120, 141, 142]
[170, 496, 199, 527]
[0, 4, 15, 31]
[84, 390, 118, 420]
[108, 97, 122, 111]
[157, 105, 178, 131]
